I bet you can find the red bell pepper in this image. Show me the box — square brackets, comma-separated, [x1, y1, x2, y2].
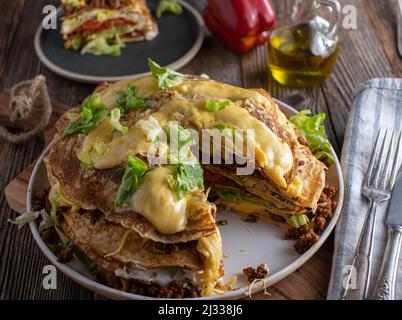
[203, 0, 276, 53]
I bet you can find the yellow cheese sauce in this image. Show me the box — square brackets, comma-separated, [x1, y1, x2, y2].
[118, 166, 207, 235]
[98, 76, 159, 108]
[197, 229, 223, 296]
[78, 76, 297, 234]
[82, 76, 294, 187]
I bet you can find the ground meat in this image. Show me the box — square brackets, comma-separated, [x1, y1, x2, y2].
[243, 214, 258, 223]
[294, 230, 320, 254]
[57, 247, 73, 263]
[314, 186, 338, 234]
[126, 279, 201, 298]
[32, 189, 49, 212]
[243, 264, 269, 283]
[217, 220, 228, 226]
[284, 224, 310, 240]
[41, 228, 59, 243]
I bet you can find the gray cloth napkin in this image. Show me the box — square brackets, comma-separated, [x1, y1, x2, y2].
[327, 78, 402, 300]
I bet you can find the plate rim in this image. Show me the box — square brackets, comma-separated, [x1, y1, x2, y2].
[33, 1, 205, 84]
[27, 99, 344, 300]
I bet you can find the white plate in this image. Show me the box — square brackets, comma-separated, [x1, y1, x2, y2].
[27, 100, 344, 300]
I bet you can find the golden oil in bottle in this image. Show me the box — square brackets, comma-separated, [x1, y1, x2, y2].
[268, 22, 339, 87]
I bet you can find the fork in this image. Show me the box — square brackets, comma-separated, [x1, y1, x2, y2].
[341, 129, 401, 300]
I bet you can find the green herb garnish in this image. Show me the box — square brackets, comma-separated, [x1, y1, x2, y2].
[63, 93, 108, 137]
[167, 163, 204, 200]
[147, 58, 185, 90]
[115, 155, 148, 207]
[290, 109, 334, 165]
[116, 84, 148, 112]
[205, 100, 230, 112]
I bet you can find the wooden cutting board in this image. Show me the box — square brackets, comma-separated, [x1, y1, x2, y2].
[2, 91, 70, 213]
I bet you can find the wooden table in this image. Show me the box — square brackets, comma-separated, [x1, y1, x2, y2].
[0, 0, 401, 300]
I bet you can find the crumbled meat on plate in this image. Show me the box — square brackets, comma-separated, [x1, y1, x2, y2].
[243, 264, 270, 283]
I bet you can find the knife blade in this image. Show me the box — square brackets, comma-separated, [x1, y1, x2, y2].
[387, 165, 402, 226]
[398, 0, 402, 58]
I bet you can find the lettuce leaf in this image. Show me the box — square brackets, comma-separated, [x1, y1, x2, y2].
[81, 35, 126, 56]
[110, 108, 128, 133]
[63, 93, 108, 137]
[214, 185, 273, 208]
[286, 214, 309, 228]
[290, 109, 334, 165]
[156, 0, 183, 19]
[115, 155, 148, 207]
[116, 84, 148, 112]
[147, 58, 185, 90]
[205, 100, 230, 112]
[167, 163, 204, 200]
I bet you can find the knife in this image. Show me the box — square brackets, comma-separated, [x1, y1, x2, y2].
[398, 0, 402, 58]
[371, 165, 402, 300]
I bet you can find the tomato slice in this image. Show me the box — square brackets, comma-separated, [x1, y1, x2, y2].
[81, 18, 127, 31]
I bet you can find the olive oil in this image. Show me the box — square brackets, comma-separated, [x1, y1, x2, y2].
[268, 22, 339, 87]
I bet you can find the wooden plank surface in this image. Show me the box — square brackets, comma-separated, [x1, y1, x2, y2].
[0, 0, 400, 300]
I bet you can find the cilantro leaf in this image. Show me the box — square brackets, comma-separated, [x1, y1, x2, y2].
[168, 163, 204, 200]
[290, 109, 334, 165]
[115, 155, 148, 207]
[205, 100, 230, 112]
[116, 84, 148, 112]
[63, 93, 109, 137]
[147, 58, 185, 90]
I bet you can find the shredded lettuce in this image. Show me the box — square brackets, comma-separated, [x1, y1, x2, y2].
[165, 122, 193, 150]
[135, 116, 163, 142]
[167, 163, 204, 200]
[156, 0, 183, 19]
[205, 100, 230, 112]
[8, 209, 50, 230]
[214, 186, 274, 208]
[63, 93, 108, 137]
[286, 214, 310, 228]
[81, 35, 126, 56]
[110, 108, 128, 133]
[116, 84, 148, 112]
[290, 109, 334, 165]
[147, 58, 185, 90]
[115, 155, 148, 207]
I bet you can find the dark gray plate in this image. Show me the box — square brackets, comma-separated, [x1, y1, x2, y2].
[34, 0, 203, 83]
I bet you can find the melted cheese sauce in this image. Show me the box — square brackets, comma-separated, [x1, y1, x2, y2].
[84, 76, 293, 187]
[197, 229, 223, 296]
[78, 76, 297, 236]
[118, 166, 207, 235]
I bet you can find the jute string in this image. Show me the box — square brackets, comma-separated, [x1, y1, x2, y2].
[0, 75, 52, 143]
